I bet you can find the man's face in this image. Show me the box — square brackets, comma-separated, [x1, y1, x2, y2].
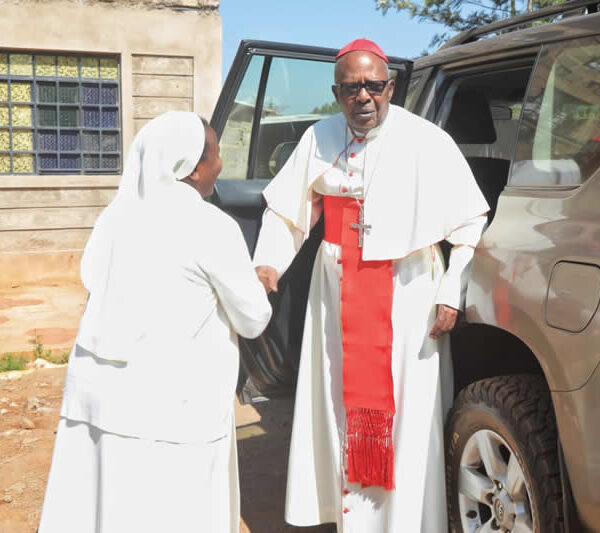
[333, 51, 394, 134]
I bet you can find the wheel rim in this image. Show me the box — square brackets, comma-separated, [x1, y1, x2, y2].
[458, 429, 535, 532]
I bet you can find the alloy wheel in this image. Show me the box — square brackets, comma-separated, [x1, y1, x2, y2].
[458, 429, 534, 533]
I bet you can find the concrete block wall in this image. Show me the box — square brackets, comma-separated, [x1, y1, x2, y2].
[0, 0, 221, 286]
[220, 118, 252, 180]
[132, 54, 196, 133]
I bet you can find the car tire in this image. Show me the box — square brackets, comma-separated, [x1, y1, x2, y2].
[445, 374, 564, 533]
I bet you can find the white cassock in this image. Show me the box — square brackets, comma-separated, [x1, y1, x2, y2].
[39, 112, 272, 533]
[253, 105, 489, 532]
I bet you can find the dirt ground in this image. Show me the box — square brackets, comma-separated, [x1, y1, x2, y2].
[0, 365, 335, 533]
[0, 366, 64, 533]
[0, 282, 86, 355]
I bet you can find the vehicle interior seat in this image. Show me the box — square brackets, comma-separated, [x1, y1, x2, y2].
[269, 141, 298, 176]
[260, 118, 316, 178]
[444, 89, 510, 222]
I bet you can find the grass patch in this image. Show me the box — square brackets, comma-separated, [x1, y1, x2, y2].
[0, 334, 70, 373]
[30, 334, 70, 365]
[44, 350, 70, 365]
[0, 353, 29, 372]
[31, 334, 53, 360]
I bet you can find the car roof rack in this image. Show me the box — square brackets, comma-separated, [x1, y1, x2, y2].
[441, 0, 599, 48]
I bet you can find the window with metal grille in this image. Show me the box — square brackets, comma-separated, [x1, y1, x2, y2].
[0, 52, 121, 175]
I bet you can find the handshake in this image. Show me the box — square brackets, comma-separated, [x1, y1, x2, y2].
[255, 265, 278, 294]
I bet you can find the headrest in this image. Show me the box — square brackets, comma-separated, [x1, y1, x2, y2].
[269, 142, 298, 177]
[445, 90, 497, 144]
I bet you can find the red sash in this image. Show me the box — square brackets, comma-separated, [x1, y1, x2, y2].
[323, 195, 395, 490]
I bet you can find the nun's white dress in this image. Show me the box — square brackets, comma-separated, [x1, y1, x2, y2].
[39, 113, 272, 533]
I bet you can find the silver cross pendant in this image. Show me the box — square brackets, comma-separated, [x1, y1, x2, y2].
[350, 203, 372, 248]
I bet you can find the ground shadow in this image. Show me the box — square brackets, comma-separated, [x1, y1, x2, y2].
[237, 396, 335, 533]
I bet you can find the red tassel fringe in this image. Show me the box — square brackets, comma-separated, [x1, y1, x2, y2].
[346, 407, 395, 490]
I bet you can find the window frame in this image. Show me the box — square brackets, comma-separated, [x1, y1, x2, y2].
[0, 51, 122, 176]
[404, 67, 434, 114]
[425, 56, 539, 123]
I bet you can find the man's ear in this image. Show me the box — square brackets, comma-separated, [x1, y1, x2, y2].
[332, 86, 340, 104]
[386, 79, 395, 102]
[186, 163, 201, 184]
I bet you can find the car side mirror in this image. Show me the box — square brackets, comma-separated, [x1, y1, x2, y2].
[269, 142, 298, 177]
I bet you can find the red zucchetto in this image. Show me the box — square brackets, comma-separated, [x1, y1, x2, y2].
[336, 38, 389, 64]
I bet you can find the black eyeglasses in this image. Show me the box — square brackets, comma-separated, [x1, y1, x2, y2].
[333, 80, 390, 98]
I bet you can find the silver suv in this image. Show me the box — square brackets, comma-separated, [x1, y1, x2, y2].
[210, 3, 600, 530]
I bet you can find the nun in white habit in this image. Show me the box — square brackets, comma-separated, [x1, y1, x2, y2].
[39, 111, 272, 533]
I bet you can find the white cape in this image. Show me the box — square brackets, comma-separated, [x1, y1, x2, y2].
[263, 105, 489, 261]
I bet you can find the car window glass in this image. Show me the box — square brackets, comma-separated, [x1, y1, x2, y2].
[445, 69, 530, 160]
[439, 66, 532, 222]
[219, 55, 264, 179]
[252, 57, 337, 179]
[511, 37, 600, 186]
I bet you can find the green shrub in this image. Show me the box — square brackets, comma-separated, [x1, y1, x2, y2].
[0, 353, 28, 372]
[30, 334, 53, 360]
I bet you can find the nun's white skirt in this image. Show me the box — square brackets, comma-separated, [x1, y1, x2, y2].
[38, 417, 239, 533]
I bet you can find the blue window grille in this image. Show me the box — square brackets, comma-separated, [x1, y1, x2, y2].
[0, 52, 121, 175]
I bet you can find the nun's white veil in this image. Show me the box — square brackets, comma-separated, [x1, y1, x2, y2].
[77, 111, 206, 362]
[115, 110, 205, 202]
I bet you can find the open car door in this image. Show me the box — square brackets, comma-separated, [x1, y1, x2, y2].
[210, 40, 413, 401]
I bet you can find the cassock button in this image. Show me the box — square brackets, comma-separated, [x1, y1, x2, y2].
[357, 137, 364, 143]
[343, 508, 350, 514]
[343, 489, 350, 495]
[349, 153, 356, 158]
[341, 187, 348, 193]
[348, 171, 354, 177]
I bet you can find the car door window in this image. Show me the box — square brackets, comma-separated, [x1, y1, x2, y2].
[437, 65, 533, 221]
[511, 37, 600, 187]
[219, 55, 264, 179]
[252, 57, 337, 179]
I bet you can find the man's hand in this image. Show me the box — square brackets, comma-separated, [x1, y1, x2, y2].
[255, 266, 278, 294]
[429, 304, 459, 339]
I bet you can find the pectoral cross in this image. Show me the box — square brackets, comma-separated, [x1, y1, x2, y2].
[350, 203, 372, 248]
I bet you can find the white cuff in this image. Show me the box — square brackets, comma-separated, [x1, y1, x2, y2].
[253, 209, 303, 278]
[435, 245, 475, 311]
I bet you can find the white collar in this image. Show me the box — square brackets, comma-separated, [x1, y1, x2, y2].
[346, 113, 387, 143]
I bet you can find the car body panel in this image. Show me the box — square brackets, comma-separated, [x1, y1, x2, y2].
[466, 170, 600, 392]
[553, 358, 600, 529]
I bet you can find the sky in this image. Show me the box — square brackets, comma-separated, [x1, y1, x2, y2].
[220, 0, 449, 81]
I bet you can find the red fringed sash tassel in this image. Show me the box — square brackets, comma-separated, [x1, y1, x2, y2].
[323, 195, 395, 491]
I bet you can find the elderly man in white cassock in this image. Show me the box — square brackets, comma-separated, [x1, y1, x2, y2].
[38, 111, 272, 533]
[253, 39, 489, 532]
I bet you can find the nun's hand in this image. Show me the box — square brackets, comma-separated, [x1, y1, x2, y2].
[255, 266, 278, 294]
[429, 304, 458, 339]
